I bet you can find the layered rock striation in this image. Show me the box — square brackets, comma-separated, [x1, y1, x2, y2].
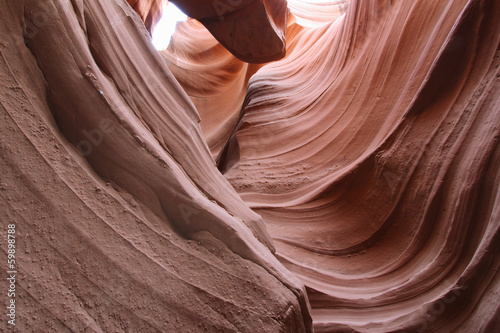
[1, 0, 499, 332]
[0, 0, 311, 331]
[166, 0, 500, 331]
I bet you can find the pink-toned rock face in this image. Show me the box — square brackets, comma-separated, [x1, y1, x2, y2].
[167, 0, 500, 331]
[1, 0, 499, 332]
[1, 0, 311, 331]
[127, 0, 164, 33]
[194, 0, 289, 63]
[130, 0, 289, 62]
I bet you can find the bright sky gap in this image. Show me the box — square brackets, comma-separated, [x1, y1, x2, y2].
[152, 2, 187, 50]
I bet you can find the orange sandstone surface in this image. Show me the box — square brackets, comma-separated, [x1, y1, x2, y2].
[1, 0, 499, 332]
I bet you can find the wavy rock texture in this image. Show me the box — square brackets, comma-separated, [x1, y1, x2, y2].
[161, 14, 309, 156]
[214, 0, 500, 331]
[161, 2, 351, 157]
[1, 0, 499, 331]
[0, 0, 312, 331]
[127, 0, 164, 33]
[287, 0, 349, 27]
[161, 19, 263, 156]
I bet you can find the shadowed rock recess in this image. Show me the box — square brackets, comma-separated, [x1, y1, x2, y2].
[0, 0, 498, 332]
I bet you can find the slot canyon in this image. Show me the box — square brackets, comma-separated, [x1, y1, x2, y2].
[0, 0, 499, 331]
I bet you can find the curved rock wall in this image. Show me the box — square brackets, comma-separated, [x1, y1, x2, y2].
[1, 0, 498, 331]
[158, 0, 500, 331]
[215, 0, 500, 331]
[161, 12, 307, 156]
[161, 19, 263, 156]
[0, 0, 311, 331]
[127, 0, 164, 33]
